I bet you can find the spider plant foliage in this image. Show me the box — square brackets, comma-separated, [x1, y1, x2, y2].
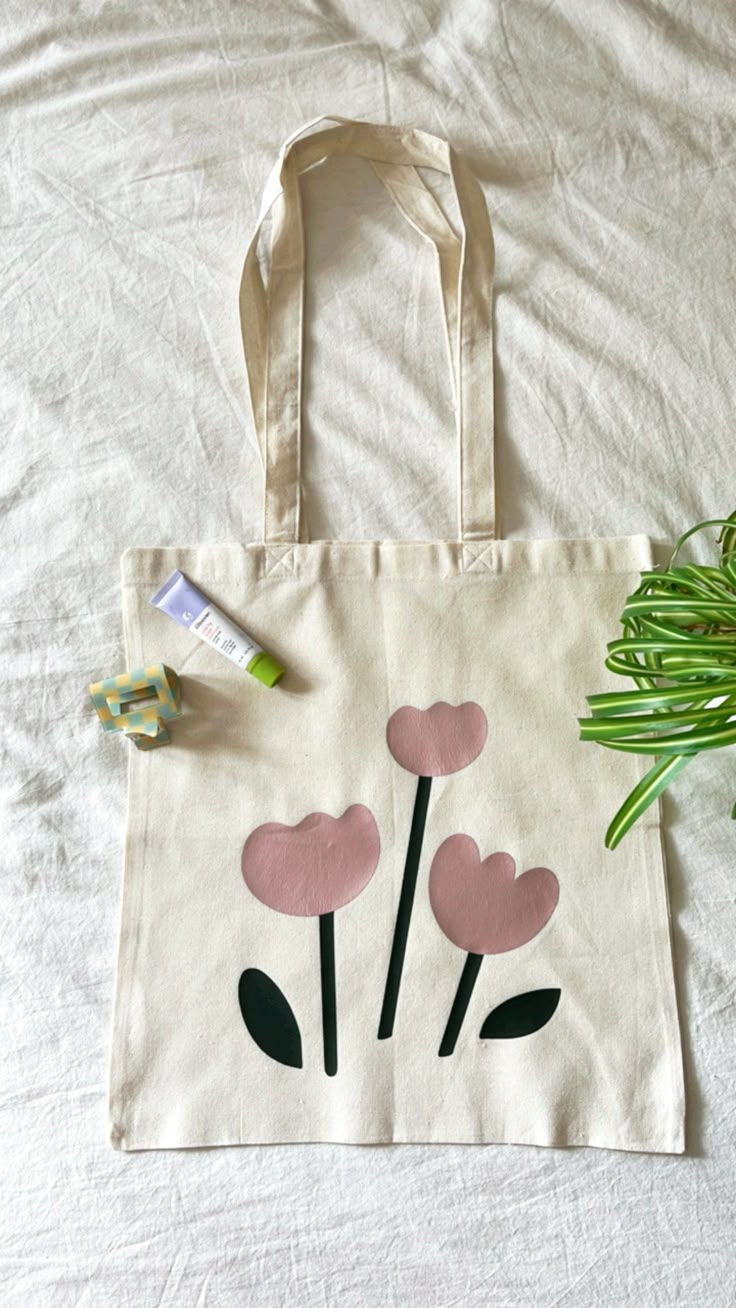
[579, 513, 736, 849]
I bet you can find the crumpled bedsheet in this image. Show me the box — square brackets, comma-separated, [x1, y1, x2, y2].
[2, 1, 735, 1304]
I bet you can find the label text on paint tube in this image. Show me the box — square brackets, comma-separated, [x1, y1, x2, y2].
[150, 570, 285, 689]
[191, 606, 261, 667]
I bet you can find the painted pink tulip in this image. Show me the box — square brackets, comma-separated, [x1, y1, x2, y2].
[429, 836, 559, 1057]
[386, 701, 488, 777]
[241, 804, 380, 1077]
[379, 700, 488, 1041]
[429, 837, 559, 956]
[242, 804, 380, 918]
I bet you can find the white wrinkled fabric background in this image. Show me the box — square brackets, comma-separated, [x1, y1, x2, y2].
[2, 1, 735, 1304]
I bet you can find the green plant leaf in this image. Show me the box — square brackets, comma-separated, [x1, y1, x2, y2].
[605, 754, 692, 850]
[579, 513, 736, 846]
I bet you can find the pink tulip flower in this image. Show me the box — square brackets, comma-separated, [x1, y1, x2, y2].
[379, 701, 488, 1039]
[429, 836, 559, 1056]
[386, 701, 488, 776]
[242, 805, 380, 1075]
[242, 805, 380, 918]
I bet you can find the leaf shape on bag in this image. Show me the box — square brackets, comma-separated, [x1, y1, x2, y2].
[480, 988, 561, 1040]
[238, 968, 303, 1068]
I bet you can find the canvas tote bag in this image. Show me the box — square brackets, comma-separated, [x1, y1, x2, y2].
[109, 116, 685, 1153]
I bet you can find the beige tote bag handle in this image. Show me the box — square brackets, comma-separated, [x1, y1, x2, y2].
[239, 115, 496, 544]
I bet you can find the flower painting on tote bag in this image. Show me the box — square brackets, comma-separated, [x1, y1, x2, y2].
[238, 702, 562, 1076]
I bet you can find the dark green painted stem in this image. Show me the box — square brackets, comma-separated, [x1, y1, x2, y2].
[378, 774, 433, 1040]
[319, 912, 337, 1077]
[439, 952, 483, 1057]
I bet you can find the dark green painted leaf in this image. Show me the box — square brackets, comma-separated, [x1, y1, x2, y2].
[238, 968, 303, 1068]
[480, 988, 561, 1040]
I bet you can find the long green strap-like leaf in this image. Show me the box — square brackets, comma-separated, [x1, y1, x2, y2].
[605, 755, 693, 850]
[579, 704, 736, 739]
[587, 682, 736, 715]
[595, 720, 736, 754]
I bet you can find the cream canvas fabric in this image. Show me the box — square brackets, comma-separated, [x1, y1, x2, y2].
[109, 117, 685, 1153]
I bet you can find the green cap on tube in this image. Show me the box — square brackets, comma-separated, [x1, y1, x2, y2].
[247, 651, 285, 688]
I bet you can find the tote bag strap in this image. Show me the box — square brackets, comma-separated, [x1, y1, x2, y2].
[239, 115, 496, 544]
[243, 149, 463, 465]
[368, 158, 462, 409]
[240, 122, 468, 540]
